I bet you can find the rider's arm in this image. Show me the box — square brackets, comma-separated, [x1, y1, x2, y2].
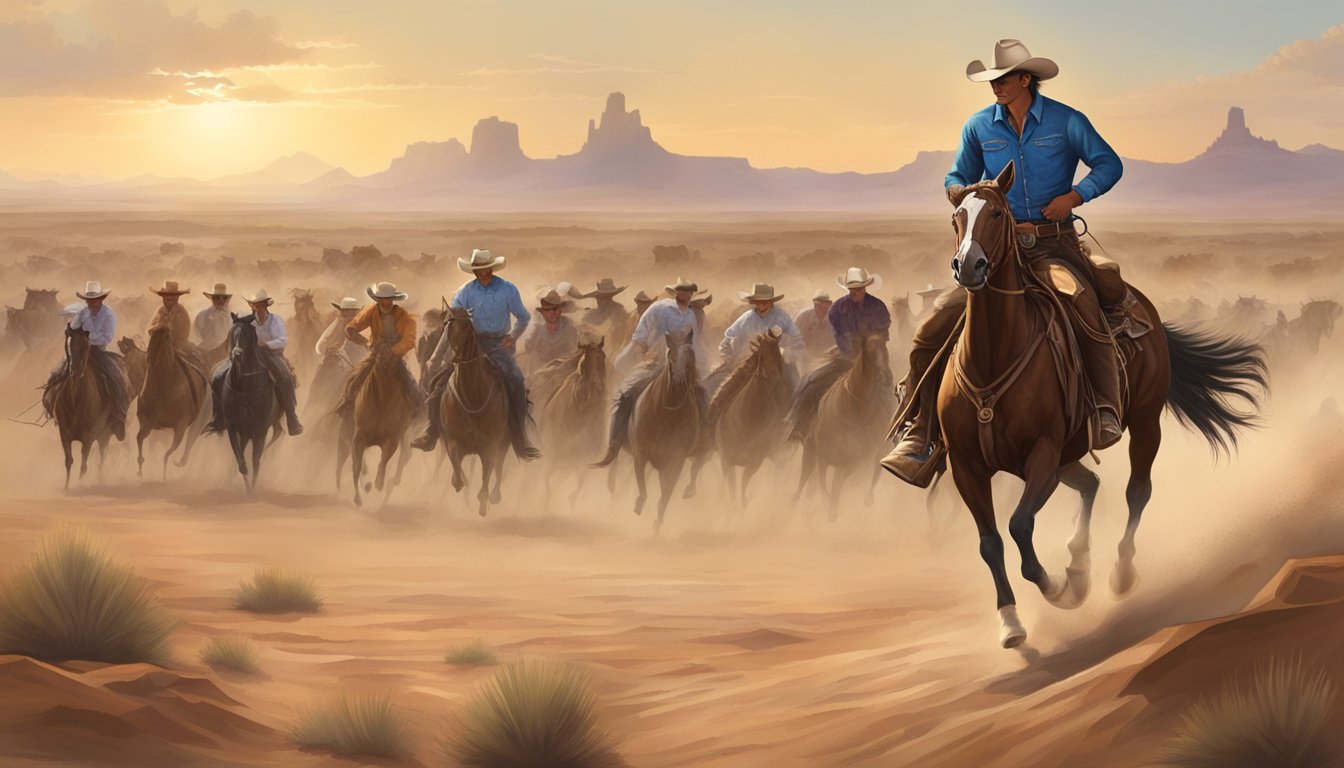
[345, 304, 374, 343]
[1067, 111, 1123, 204]
[505, 284, 530, 340]
[263, 314, 288, 350]
[391, 310, 417, 357]
[945, 118, 983, 196]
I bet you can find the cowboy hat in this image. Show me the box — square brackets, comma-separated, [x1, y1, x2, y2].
[583, 277, 628, 298]
[916, 283, 943, 297]
[738, 283, 784, 303]
[242, 289, 274, 306]
[535, 289, 573, 312]
[76, 280, 109, 300]
[689, 293, 713, 309]
[62, 302, 84, 317]
[812, 289, 832, 302]
[203, 282, 232, 298]
[458, 248, 506, 274]
[150, 280, 190, 296]
[331, 297, 360, 311]
[664, 277, 699, 294]
[367, 282, 408, 301]
[836, 267, 883, 292]
[966, 39, 1058, 83]
[633, 290, 656, 305]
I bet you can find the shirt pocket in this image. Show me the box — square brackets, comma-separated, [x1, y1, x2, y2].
[980, 139, 1009, 153]
[1032, 133, 1067, 158]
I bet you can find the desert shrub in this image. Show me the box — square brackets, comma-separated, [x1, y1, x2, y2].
[294, 692, 412, 758]
[1162, 657, 1343, 768]
[233, 567, 322, 614]
[0, 531, 173, 664]
[200, 636, 259, 674]
[444, 639, 498, 667]
[442, 659, 625, 768]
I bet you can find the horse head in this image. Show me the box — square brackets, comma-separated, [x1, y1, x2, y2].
[950, 162, 1017, 291]
[65, 325, 91, 374]
[117, 336, 137, 355]
[445, 306, 477, 360]
[751, 327, 785, 376]
[578, 336, 606, 375]
[665, 328, 697, 386]
[229, 313, 259, 363]
[1303, 300, 1342, 337]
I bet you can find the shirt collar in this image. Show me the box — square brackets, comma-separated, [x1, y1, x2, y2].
[992, 94, 1045, 128]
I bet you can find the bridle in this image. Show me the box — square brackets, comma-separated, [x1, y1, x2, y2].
[953, 187, 1028, 297]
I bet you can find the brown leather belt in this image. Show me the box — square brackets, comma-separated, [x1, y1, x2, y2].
[1014, 220, 1071, 238]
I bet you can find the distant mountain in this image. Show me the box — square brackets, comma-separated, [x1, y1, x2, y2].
[260, 152, 336, 184]
[1298, 143, 1344, 159]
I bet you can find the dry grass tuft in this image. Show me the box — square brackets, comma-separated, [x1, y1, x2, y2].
[233, 567, 322, 614]
[293, 692, 412, 759]
[1162, 657, 1343, 768]
[444, 639, 498, 667]
[441, 659, 625, 768]
[200, 636, 260, 674]
[0, 530, 173, 664]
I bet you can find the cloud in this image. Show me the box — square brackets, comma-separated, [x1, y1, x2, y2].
[463, 52, 674, 76]
[1261, 23, 1344, 81]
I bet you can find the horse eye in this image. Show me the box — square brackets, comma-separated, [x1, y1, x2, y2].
[992, 210, 1003, 220]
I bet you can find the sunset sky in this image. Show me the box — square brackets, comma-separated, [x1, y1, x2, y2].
[2, 0, 1341, 179]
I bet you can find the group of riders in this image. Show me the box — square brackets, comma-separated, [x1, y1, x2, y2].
[43, 38, 1135, 490]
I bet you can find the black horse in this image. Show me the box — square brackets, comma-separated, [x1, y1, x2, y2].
[220, 313, 279, 493]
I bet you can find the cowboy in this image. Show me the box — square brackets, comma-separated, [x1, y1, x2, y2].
[794, 289, 836, 361]
[719, 283, 804, 375]
[882, 39, 1125, 484]
[518, 288, 580, 375]
[206, 289, 303, 436]
[193, 282, 233, 352]
[315, 297, 369, 369]
[413, 249, 536, 457]
[148, 280, 199, 352]
[632, 290, 657, 322]
[43, 281, 131, 440]
[334, 282, 421, 416]
[786, 267, 891, 440]
[579, 277, 631, 347]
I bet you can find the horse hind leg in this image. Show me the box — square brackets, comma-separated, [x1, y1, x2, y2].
[374, 441, 396, 492]
[792, 440, 816, 504]
[949, 455, 1023, 649]
[489, 444, 505, 505]
[136, 423, 150, 478]
[1051, 461, 1100, 609]
[351, 435, 367, 507]
[162, 427, 186, 481]
[61, 433, 74, 490]
[1113, 417, 1160, 597]
[739, 458, 764, 513]
[632, 457, 649, 517]
[654, 460, 687, 535]
[175, 402, 209, 468]
[78, 440, 92, 479]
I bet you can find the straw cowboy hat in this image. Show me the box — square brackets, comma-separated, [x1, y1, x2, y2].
[150, 279, 190, 296]
[367, 282, 408, 301]
[837, 267, 883, 292]
[633, 290, 656, 306]
[76, 280, 110, 300]
[664, 277, 699, 294]
[202, 282, 232, 298]
[458, 248, 506, 274]
[583, 277, 627, 298]
[739, 283, 784, 303]
[690, 293, 713, 309]
[812, 289, 832, 302]
[966, 39, 1058, 83]
[916, 283, 943, 298]
[242, 289, 274, 306]
[331, 297, 360, 311]
[535, 289, 574, 313]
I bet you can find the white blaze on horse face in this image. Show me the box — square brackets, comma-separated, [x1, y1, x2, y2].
[956, 194, 988, 262]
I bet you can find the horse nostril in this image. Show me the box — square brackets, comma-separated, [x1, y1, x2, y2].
[951, 258, 960, 272]
[975, 257, 987, 272]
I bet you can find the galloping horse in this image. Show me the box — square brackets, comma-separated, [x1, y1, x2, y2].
[350, 344, 416, 508]
[939, 164, 1265, 648]
[435, 308, 511, 517]
[793, 334, 893, 520]
[537, 338, 608, 507]
[288, 288, 326, 381]
[220, 314, 279, 493]
[136, 324, 207, 479]
[709, 329, 792, 509]
[117, 336, 147, 400]
[48, 327, 112, 488]
[593, 329, 703, 533]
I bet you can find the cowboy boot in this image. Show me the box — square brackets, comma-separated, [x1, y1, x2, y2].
[411, 388, 443, 452]
[1076, 311, 1123, 450]
[879, 404, 939, 488]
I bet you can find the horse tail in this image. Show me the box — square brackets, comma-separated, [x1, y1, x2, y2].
[1163, 323, 1268, 456]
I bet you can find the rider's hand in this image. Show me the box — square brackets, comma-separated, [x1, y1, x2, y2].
[1042, 190, 1083, 221]
[945, 184, 966, 206]
[501, 335, 517, 351]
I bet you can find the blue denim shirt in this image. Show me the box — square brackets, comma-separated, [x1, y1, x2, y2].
[450, 277, 530, 337]
[946, 95, 1123, 222]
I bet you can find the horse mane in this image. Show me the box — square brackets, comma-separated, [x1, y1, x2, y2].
[708, 333, 779, 422]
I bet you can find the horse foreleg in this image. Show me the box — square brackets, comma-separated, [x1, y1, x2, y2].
[175, 402, 209, 468]
[655, 460, 686, 535]
[78, 440, 92, 479]
[1052, 461, 1100, 609]
[682, 450, 707, 500]
[949, 453, 1022, 649]
[447, 445, 466, 493]
[720, 455, 738, 507]
[1114, 416, 1160, 597]
[568, 469, 587, 510]
[489, 447, 504, 505]
[136, 423, 150, 478]
[477, 450, 495, 517]
[391, 435, 411, 487]
[229, 430, 247, 479]
[1006, 442, 1065, 604]
[374, 441, 396, 491]
[61, 431, 74, 490]
[162, 427, 186, 481]
[739, 458, 764, 513]
[250, 437, 266, 494]
[632, 456, 648, 516]
[335, 435, 349, 490]
[793, 440, 816, 505]
[351, 434, 367, 507]
[826, 463, 851, 522]
[864, 450, 882, 507]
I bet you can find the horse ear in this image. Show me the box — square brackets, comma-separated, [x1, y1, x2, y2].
[597, 336, 605, 348]
[994, 161, 1015, 193]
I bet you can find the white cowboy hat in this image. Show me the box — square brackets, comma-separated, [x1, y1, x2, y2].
[202, 282, 232, 298]
[76, 280, 109, 300]
[62, 302, 84, 317]
[836, 267, 883, 292]
[739, 283, 784, 303]
[583, 277, 628, 298]
[367, 282, 408, 301]
[458, 248, 506, 274]
[150, 279, 190, 296]
[664, 277, 699, 294]
[331, 297, 360, 310]
[966, 39, 1058, 83]
[916, 283, 943, 297]
[812, 289, 832, 302]
[242, 289, 274, 306]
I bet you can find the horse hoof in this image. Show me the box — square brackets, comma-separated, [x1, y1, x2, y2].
[682, 486, 697, 500]
[1110, 564, 1139, 597]
[999, 605, 1028, 649]
[363, 482, 372, 493]
[1040, 573, 1068, 604]
[490, 490, 501, 504]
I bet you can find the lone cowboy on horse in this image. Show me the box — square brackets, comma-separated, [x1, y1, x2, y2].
[705, 282, 804, 395]
[148, 280, 208, 371]
[207, 289, 304, 436]
[414, 249, 538, 458]
[882, 39, 1126, 485]
[43, 280, 131, 440]
[334, 282, 422, 415]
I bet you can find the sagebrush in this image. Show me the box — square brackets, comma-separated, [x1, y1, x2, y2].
[233, 567, 322, 613]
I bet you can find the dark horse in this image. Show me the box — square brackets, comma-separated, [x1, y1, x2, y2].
[220, 313, 279, 493]
[939, 164, 1265, 648]
[48, 327, 112, 489]
[435, 307, 511, 517]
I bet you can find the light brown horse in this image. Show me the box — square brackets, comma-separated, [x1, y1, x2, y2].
[288, 288, 327, 381]
[939, 165, 1265, 648]
[593, 329, 702, 533]
[350, 347, 416, 508]
[794, 334, 893, 520]
[435, 308, 511, 517]
[136, 324, 207, 479]
[537, 338, 608, 507]
[117, 336, 147, 400]
[48, 327, 112, 489]
[710, 328, 792, 510]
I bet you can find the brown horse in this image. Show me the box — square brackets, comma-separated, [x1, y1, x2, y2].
[136, 324, 207, 479]
[288, 288, 327, 381]
[435, 308, 511, 517]
[938, 165, 1265, 648]
[117, 336, 147, 399]
[793, 335, 893, 520]
[48, 327, 112, 488]
[710, 328, 792, 510]
[537, 338, 608, 507]
[593, 329, 702, 533]
[350, 348, 416, 508]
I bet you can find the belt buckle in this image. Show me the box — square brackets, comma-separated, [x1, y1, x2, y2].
[1017, 232, 1037, 249]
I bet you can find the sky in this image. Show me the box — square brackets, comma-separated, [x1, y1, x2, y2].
[1, 0, 1341, 179]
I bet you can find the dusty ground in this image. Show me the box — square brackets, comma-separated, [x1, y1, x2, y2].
[0, 213, 1341, 766]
